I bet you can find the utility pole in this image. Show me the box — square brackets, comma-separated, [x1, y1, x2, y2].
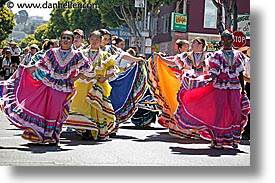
[183, 0, 187, 14]
[141, 0, 147, 55]
[134, 0, 148, 55]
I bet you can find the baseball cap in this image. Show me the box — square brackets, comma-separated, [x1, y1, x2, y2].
[73, 29, 84, 38]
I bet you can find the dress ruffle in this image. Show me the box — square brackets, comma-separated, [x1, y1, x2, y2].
[147, 54, 181, 127]
[172, 68, 250, 146]
[176, 52, 209, 76]
[0, 67, 75, 143]
[34, 48, 90, 92]
[64, 49, 116, 140]
[109, 61, 147, 123]
[170, 49, 250, 146]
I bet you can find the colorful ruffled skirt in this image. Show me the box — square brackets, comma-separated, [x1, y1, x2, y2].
[147, 54, 181, 127]
[131, 88, 159, 127]
[64, 80, 115, 140]
[109, 62, 147, 126]
[0, 67, 74, 143]
[173, 76, 250, 146]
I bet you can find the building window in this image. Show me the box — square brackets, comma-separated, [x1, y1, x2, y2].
[204, 0, 217, 28]
[161, 14, 170, 34]
[152, 16, 158, 37]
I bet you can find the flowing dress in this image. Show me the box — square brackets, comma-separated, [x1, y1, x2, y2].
[0, 48, 90, 143]
[109, 61, 147, 124]
[64, 49, 116, 140]
[173, 49, 250, 146]
[147, 53, 181, 128]
[108, 47, 158, 128]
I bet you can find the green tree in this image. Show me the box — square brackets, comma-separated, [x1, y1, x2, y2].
[44, 0, 101, 40]
[67, 2, 101, 38]
[96, 0, 173, 35]
[34, 24, 48, 42]
[19, 34, 40, 48]
[44, 2, 70, 39]
[0, 0, 9, 7]
[15, 10, 29, 25]
[96, 0, 173, 53]
[0, 5, 15, 47]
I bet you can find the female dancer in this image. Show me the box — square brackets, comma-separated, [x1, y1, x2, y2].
[174, 30, 250, 149]
[0, 31, 90, 145]
[98, 29, 153, 134]
[64, 30, 117, 140]
[147, 38, 209, 129]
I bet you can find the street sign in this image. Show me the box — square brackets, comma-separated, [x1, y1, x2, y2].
[233, 31, 246, 48]
[135, 0, 144, 8]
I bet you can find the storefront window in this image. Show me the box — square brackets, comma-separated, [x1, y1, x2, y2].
[204, 0, 217, 28]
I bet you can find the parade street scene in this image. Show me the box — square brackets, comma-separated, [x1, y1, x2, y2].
[0, 0, 251, 167]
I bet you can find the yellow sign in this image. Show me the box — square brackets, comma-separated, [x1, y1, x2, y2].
[175, 15, 187, 25]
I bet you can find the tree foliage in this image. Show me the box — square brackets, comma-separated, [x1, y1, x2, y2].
[34, 24, 48, 42]
[19, 34, 40, 48]
[15, 10, 29, 25]
[96, 0, 174, 36]
[0, 5, 15, 47]
[0, 0, 9, 7]
[44, 0, 101, 40]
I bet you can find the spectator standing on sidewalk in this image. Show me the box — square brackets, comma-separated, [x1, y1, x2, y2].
[8, 41, 21, 66]
[21, 44, 39, 65]
[2, 49, 17, 80]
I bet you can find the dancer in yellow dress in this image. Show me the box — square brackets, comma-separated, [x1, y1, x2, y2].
[64, 30, 117, 140]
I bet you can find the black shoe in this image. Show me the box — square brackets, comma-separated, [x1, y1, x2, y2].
[48, 142, 59, 146]
[109, 133, 116, 138]
[210, 140, 224, 150]
[232, 143, 238, 149]
[82, 132, 92, 140]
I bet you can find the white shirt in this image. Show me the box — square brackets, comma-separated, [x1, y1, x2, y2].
[21, 53, 33, 65]
[2, 58, 15, 77]
[115, 52, 133, 68]
[9, 47, 21, 56]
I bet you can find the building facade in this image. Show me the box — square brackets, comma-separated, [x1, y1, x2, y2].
[151, 0, 250, 55]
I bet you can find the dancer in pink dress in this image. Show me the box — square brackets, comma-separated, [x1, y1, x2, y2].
[0, 31, 90, 145]
[174, 30, 250, 149]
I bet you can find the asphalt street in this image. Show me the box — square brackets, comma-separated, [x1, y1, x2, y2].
[0, 112, 250, 166]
